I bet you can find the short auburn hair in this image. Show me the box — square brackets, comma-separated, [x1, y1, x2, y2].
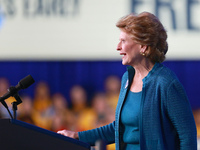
[116, 12, 168, 63]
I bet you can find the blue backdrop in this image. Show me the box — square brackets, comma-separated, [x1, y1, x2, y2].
[0, 60, 199, 110]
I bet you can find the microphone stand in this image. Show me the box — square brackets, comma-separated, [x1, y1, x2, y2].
[0, 100, 13, 119]
[0, 75, 34, 120]
[95, 140, 106, 150]
[0, 86, 17, 119]
[0, 86, 22, 120]
[12, 93, 22, 120]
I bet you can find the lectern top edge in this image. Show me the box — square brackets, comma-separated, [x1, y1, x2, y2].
[9, 119, 90, 149]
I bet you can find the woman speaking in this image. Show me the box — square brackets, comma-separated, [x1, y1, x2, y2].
[58, 12, 197, 150]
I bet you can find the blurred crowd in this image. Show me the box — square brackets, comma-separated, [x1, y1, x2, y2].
[0, 76, 200, 149]
[0, 75, 121, 150]
[193, 108, 200, 149]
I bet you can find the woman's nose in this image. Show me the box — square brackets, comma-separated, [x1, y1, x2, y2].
[116, 43, 121, 51]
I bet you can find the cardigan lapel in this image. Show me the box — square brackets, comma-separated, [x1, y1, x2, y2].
[115, 66, 135, 150]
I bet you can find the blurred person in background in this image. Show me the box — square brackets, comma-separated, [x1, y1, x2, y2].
[104, 75, 121, 113]
[50, 93, 74, 132]
[17, 95, 35, 124]
[91, 92, 115, 150]
[77, 92, 115, 131]
[91, 92, 115, 128]
[58, 12, 197, 150]
[193, 109, 200, 138]
[32, 81, 52, 130]
[69, 85, 92, 132]
[0, 77, 16, 118]
[193, 109, 200, 150]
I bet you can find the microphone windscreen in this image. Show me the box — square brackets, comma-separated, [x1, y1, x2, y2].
[19, 75, 35, 89]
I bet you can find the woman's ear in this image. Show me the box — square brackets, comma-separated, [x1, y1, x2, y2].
[140, 45, 148, 53]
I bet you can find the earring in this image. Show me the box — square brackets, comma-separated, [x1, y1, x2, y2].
[140, 52, 145, 56]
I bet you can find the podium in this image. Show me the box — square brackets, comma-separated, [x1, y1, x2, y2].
[0, 119, 90, 150]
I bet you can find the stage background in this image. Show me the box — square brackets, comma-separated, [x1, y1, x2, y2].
[0, 0, 200, 110]
[0, 60, 200, 110]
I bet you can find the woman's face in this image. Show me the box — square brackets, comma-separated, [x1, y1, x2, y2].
[116, 31, 143, 66]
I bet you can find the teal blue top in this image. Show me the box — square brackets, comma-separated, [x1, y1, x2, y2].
[121, 91, 142, 150]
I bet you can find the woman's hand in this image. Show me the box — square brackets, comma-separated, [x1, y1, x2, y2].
[57, 130, 79, 140]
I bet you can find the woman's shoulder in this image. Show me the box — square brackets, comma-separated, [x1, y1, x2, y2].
[159, 64, 178, 79]
[150, 63, 180, 85]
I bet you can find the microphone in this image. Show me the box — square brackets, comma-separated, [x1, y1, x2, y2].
[0, 75, 35, 102]
[95, 140, 106, 150]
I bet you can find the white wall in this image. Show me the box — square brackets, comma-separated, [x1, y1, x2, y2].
[0, 0, 200, 60]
